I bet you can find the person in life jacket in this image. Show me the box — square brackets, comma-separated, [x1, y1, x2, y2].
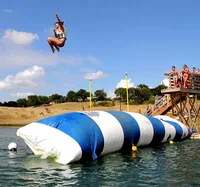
[47, 14, 67, 53]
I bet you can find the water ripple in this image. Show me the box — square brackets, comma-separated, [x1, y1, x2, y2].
[1, 128, 200, 186]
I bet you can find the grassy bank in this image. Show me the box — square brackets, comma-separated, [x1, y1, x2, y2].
[0, 102, 150, 126]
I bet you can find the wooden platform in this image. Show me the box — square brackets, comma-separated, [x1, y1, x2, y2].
[161, 88, 200, 94]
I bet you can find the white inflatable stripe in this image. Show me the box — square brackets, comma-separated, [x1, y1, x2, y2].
[16, 122, 82, 165]
[154, 115, 189, 139]
[126, 112, 154, 146]
[83, 111, 124, 156]
[159, 120, 176, 143]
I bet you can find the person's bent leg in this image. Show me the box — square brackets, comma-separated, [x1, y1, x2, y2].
[47, 37, 55, 53]
[49, 37, 65, 47]
[54, 45, 60, 52]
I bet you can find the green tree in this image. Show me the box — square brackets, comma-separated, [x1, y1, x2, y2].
[140, 87, 152, 101]
[94, 89, 107, 101]
[151, 84, 167, 96]
[7, 101, 17, 107]
[38, 96, 50, 104]
[58, 96, 67, 103]
[129, 87, 135, 100]
[130, 87, 152, 104]
[17, 98, 28, 107]
[137, 84, 149, 89]
[131, 88, 143, 104]
[3, 102, 8, 106]
[66, 90, 78, 102]
[114, 88, 126, 101]
[49, 94, 63, 103]
[76, 89, 89, 101]
[27, 95, 39, 106]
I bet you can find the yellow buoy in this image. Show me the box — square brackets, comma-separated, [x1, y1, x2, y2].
[132, 145, 137, 152]
[169, 140, 174, 144]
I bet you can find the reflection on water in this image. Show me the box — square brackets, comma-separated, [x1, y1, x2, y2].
[1, 128, 200, 186]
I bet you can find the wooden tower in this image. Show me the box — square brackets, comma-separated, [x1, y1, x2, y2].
[161, 73, 200, 131]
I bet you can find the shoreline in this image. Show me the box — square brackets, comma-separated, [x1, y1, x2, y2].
[0, 125, 23, 128]
[0, 102, 172, 127]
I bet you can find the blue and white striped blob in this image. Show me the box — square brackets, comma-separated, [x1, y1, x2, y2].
[16, 111, 191, 165]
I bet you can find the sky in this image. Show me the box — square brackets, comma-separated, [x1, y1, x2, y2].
[1, 0, 200, 102]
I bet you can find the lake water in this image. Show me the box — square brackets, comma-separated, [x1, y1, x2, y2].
[0, 127, 200, 186]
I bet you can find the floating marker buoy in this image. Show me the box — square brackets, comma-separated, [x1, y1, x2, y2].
[132, 145, 137, 152]
[169, 140, 174, 144]
[8, 142, 17, 151]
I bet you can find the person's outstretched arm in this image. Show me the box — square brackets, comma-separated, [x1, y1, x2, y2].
[55, 14, 61, 23]
[55, 14, 65, 30]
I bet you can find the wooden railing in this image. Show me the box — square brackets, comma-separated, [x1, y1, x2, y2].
[188, 73, 200, 90]
[164, 73, 200, 90]
[147, 94, 169, 115]
[154, 95, 168, 111]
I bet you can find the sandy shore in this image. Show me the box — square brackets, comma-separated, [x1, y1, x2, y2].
[0, 102, 149, 126]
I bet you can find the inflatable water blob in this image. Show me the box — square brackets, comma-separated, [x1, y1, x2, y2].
[16, 111, 191, 165]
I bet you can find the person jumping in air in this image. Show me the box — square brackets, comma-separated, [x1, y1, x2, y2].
[47, 14, 67, 53]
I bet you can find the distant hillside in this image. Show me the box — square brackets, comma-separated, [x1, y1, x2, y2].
[0, 102, 149, 126]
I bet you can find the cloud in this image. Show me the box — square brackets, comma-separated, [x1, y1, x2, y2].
[0, 35, 101, 71]
[107, 90, 116, 99]
[106, 79, 134, 99]
[0, 46, 83, 70]
[15, 65, 45, 79]
[84, 71, 108, 80]
[0, 29, 101, 72]
[1, 9, 12, 13]
[0, 65, 45, 91]
[3, 29, 39, 45]
[10, 92, 34, 99]
[116, 79, 134, 88]
[161, 78, 169, 87]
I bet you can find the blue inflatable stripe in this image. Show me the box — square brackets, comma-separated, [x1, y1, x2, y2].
[106, 111, 140, 149]
[164, 120, 183, 141]
[145, 116, 165, 145]
[37, 112, 104, 159]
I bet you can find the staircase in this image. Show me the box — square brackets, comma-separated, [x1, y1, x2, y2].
[147, 94, 181, 116]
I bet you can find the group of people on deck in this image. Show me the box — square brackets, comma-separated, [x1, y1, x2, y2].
[168, 64, 200, 88]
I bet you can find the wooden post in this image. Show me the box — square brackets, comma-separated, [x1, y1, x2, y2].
[186, 94, 192, 127]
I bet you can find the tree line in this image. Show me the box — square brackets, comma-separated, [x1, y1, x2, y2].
[0, 84, 170, 108]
